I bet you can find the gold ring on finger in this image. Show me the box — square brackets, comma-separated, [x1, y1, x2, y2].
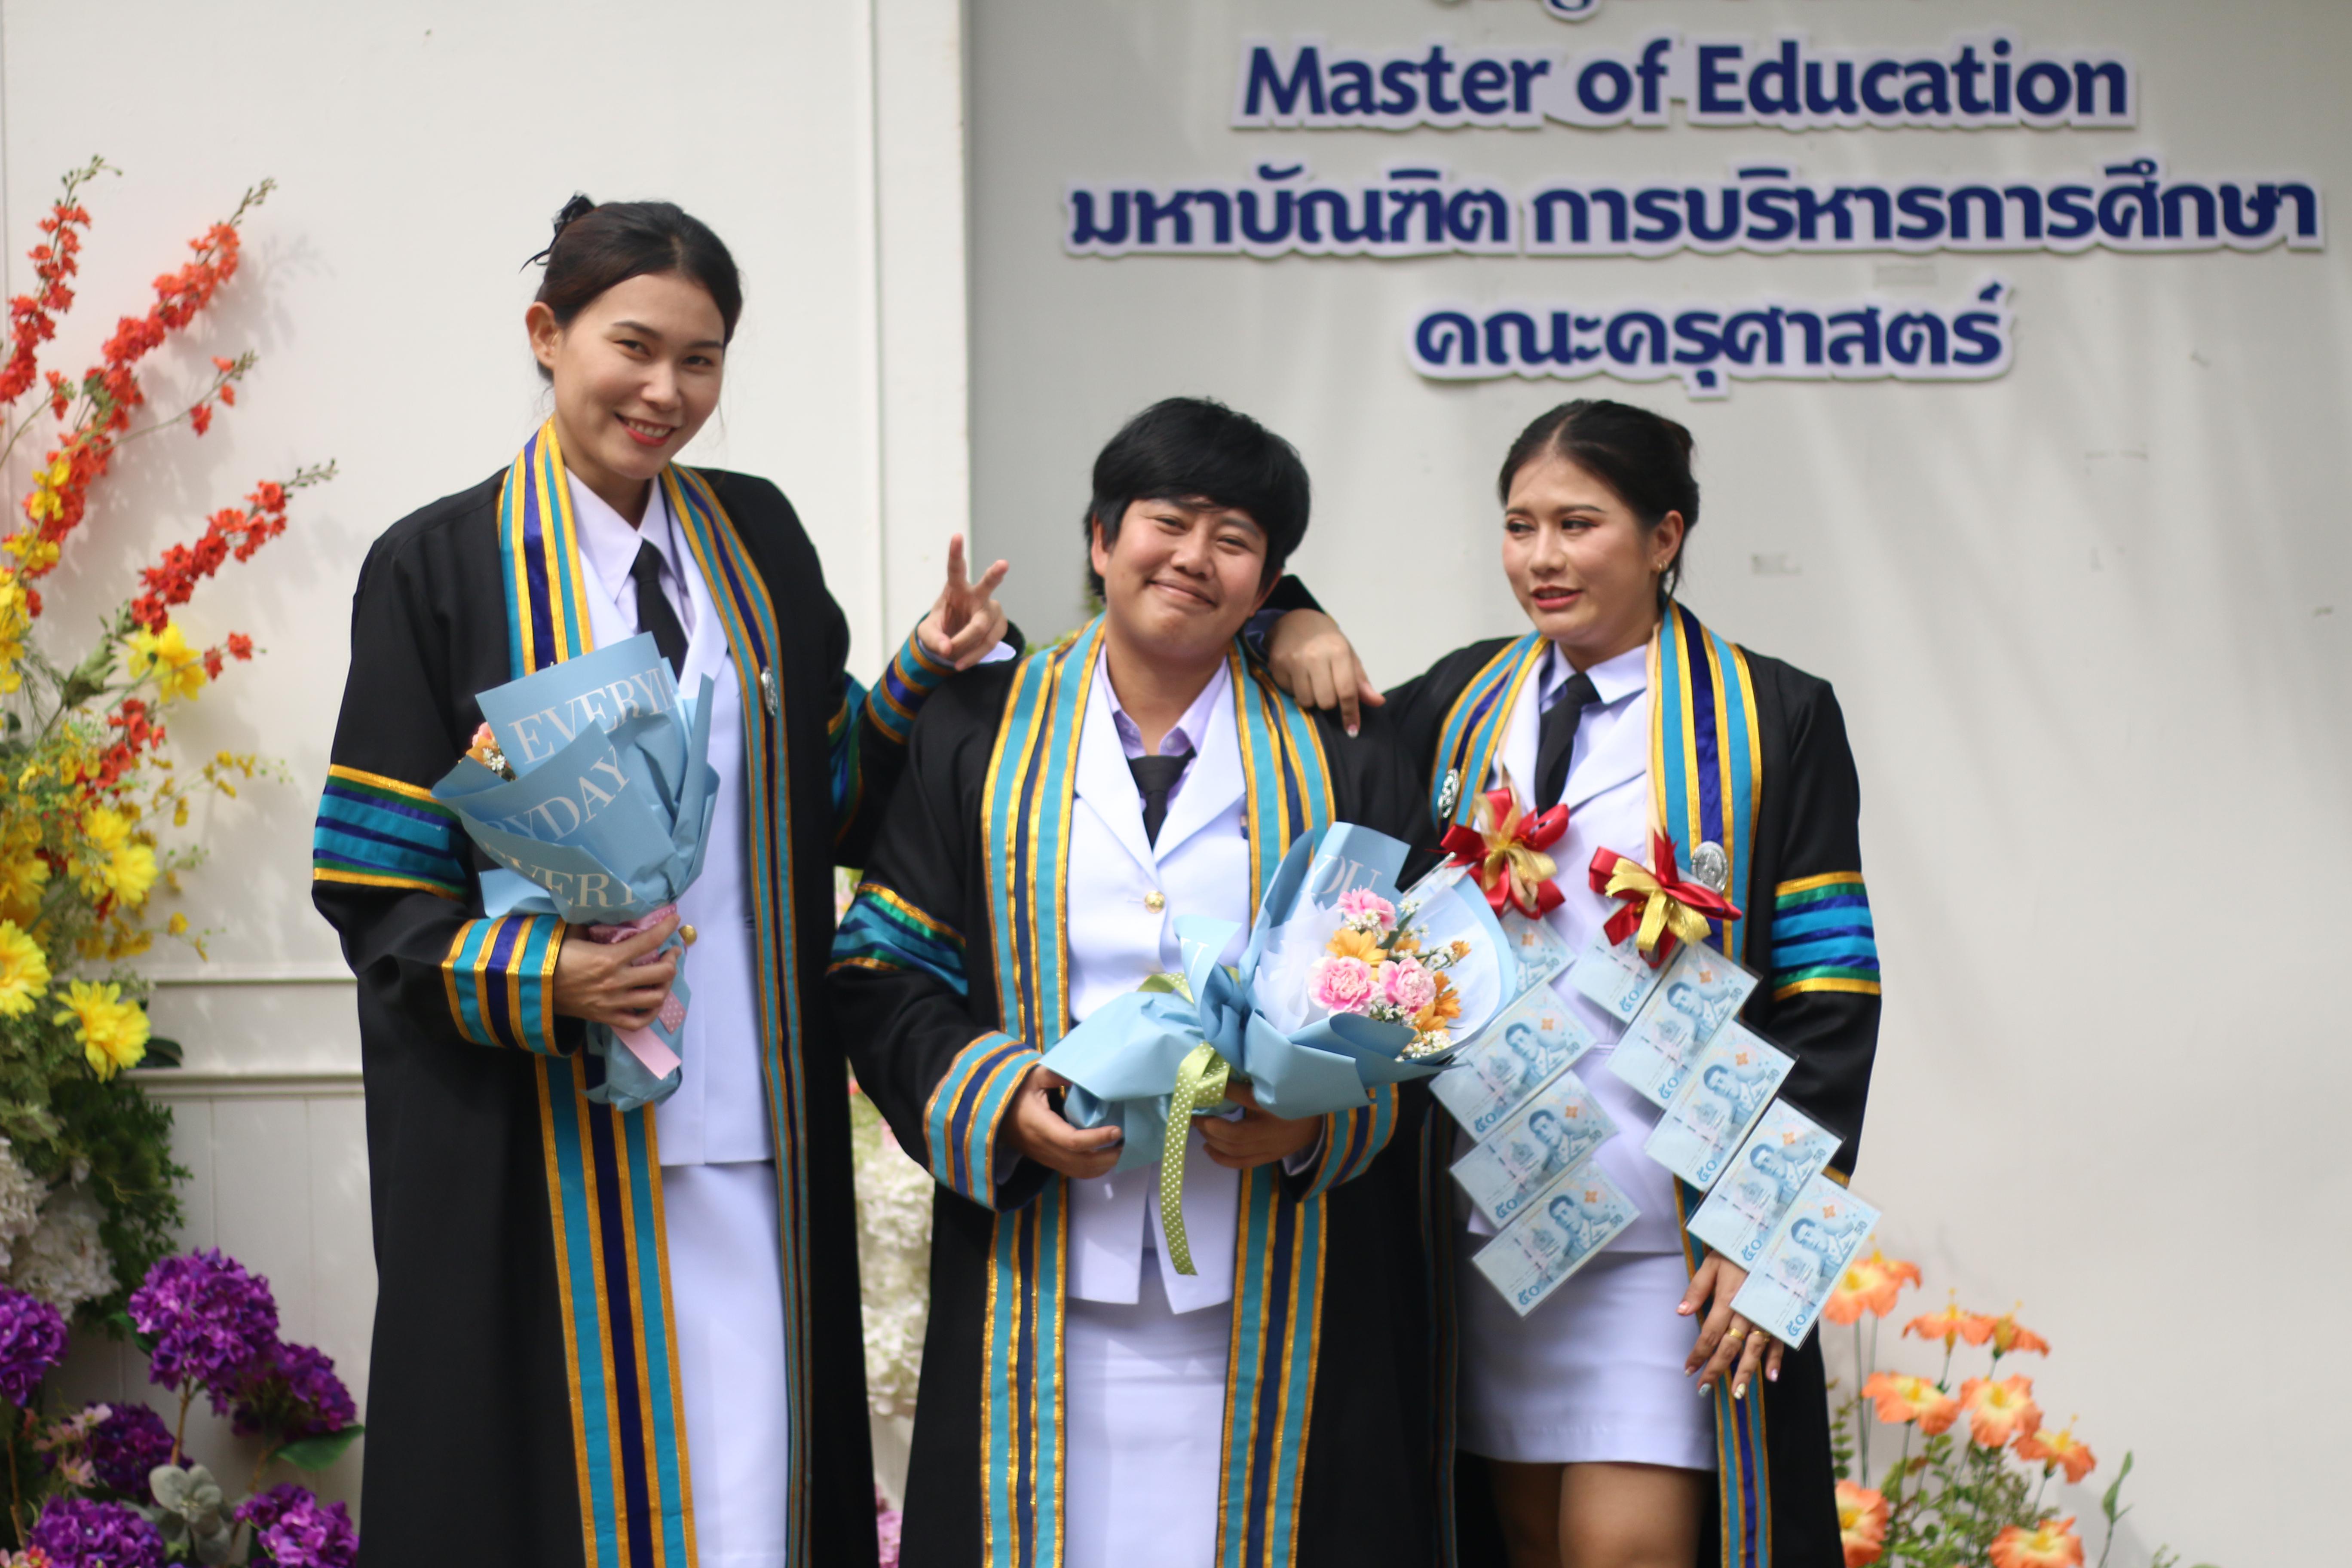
[1721, 1326, 1748, 1342]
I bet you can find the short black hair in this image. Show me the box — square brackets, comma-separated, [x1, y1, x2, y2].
[1084, 398, 1310, 600]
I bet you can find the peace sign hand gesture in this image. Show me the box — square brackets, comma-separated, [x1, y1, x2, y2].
[916, 533, 1011, 671]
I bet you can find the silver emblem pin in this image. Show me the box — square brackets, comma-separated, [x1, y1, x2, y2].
[1436, 768, 1462, 820]
[760, 666, 780, 717]
[1690, 841, 1730, 892]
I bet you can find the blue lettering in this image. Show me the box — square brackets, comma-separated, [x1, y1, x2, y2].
[1461, 58, 1510, 115]
[1243, 45, 1324, 119]
[1697, 45, 1746, 115]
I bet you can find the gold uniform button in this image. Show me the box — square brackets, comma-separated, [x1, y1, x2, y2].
[1144, 891, 1166, 913]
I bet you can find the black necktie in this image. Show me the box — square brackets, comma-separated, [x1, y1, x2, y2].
[1534, 671, 1600, 812]
[1128, 751, 1194, 847]
[630, 541, 689, 678]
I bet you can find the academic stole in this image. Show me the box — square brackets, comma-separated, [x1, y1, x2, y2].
[1423, 606, 1774, 1568]
[976, 620, 1334, 1568]
[498, 419, 812, 1568]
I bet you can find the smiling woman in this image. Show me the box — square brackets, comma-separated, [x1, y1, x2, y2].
[309, 195, 1010, 1568]
[1264, 399, 1883, 1568]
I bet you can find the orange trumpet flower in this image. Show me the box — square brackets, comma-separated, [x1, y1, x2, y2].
[1861, 1371, 1958, 1435]
[2015, 1422, 2097, 1484]
[1826, 1248, 1921, 1324]
[1835, 1480, 1888, 1567]
[1989, 1517, 2085, 1568]
[1985, 1308, 2052, 1357]
[1958, 1374, 2043, 1449]
[1904, 1297, 1994, 1351]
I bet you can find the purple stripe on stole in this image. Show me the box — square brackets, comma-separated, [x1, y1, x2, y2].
[585, 1106, 658, 1568]
[482, 919, 525, 1050]
[522, 447, 560, 669]
[1679, 606, 1725, 860]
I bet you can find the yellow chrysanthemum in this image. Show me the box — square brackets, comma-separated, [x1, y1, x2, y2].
[166, 912, 189, 937]
[0, 851, 49, 924]
[125, 621, 206, 701]
[53, 979, 148, 1080]
[103, 841, 158, 907]
[0, 921, 50, 1019]
[80, 808, 130, 854]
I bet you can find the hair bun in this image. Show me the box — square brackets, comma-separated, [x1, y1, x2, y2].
[526, 194, 598, 270]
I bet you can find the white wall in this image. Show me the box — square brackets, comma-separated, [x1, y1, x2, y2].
[968, 2, 2350, 1563]
[0, 0, 970, 1511]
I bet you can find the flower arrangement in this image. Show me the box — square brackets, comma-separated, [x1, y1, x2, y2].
[0, 156, 329, 1326]
[0, 1249, 359, 1562]
[1825, 1248, 2213, 1568]
[1305, 886, 1470, 1057]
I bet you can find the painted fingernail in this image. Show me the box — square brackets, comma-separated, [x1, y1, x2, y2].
[1347, 725, 1360, 738]
[1733, 1380, 1747, 1400]
[1767, 1367, 1779, 1382]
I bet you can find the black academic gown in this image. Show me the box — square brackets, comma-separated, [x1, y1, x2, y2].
[1355, 607, 1880, 1568]
[312, 452, 938, 1568]
[827, 629, 1443, 1568]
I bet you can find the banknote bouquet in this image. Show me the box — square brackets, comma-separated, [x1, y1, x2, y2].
[432, 633, 719, 1112]
[1040, 824, 1511, 1270]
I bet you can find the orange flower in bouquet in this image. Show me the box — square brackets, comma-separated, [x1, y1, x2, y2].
[1958, 1374, 2043, 1449]
[1834, 1480, 1888, 1567]
[2014, 1421, 2097, 1484]
[1860, 1370, 1958, 1434]
[1988, 1517, 2085, 1568]
[1825, 1248, 1920, 1325]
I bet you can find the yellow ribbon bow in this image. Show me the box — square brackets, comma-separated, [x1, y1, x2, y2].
[1589, 830, 1743, 967]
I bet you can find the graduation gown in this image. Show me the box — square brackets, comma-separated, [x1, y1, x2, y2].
[312, 422, 958, 1568]
[827, 623, 1441, 1568]
[1367, 604, 1881, 1568]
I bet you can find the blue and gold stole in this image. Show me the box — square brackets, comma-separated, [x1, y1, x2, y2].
[487, 420, 813, 1568]
[962, 619, 1343, 1568]
[1428, 606, 1779, 1568]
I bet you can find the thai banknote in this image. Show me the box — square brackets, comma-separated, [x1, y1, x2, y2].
[1607, 943, 1759, 1107]
[1471, 1159, 1640, 1317]
[1432, 984, 1597, 1140]
[1449, 1071, 1617, 1228]
[1499, 910, 1573, 1000]
[1685, 1101, 1841, 1267]
[1570, 928, 1664, 1023]
[1729, 1174, 1881, 1349]
[1642, 1024, 1793, 1190]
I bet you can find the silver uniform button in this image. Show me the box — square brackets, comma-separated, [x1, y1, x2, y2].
[1690, 840, 1730, 892]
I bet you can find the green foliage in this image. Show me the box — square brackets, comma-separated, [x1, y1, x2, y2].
[40, 1075, 189, 1321]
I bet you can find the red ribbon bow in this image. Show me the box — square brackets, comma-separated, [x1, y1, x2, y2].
[1440, 782, 1571, 920]
[1588, 830, 1743, 968]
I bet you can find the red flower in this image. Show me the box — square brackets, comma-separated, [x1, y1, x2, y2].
[189, 403, 213, 436]
[225, 632, 253, 660]
[218, 383, 235, 407]
[211, 356, 235, 372]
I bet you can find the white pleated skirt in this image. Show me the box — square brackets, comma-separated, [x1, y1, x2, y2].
[1457, 1240, 1716, 1471]
[664, 1160, 791, 1568]
[1063, 1264, 1232, 1568]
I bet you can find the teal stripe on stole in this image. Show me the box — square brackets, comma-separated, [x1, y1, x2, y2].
[450, 921, 494, 1044]
[1656, 612, 1696, 871]
[1707, 621, 1759, 962]
[1430, 633, 1542, 830]
[622, 1108, 691, 1564]
[542, 1059, 621, 1565]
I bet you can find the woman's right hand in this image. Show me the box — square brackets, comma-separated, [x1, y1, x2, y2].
[551, 910, 680, 1029]
[1007, 1066, 1123, 1180]
[1264, 608, 1383, 737]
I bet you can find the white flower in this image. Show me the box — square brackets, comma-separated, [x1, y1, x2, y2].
[9, 1182, 114, 1316]
[0, 1138, 46, 1273]
[849, 1089, 934, 1418]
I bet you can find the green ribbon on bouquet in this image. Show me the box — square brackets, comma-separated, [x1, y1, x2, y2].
[1160, 1041, 1233, 1276]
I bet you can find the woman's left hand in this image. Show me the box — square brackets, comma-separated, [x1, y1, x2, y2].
[1196, 1080, 1322, 1170]
[1680, 1254, 1784, 1400]
[916, 533, 1011, 671]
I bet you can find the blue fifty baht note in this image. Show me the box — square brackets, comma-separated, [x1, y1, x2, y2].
[1608, 942, 1759, 1108]
[1450, 1071, 1616, 1228]
[1431, 983, 1596, 1139]
[1472, 1159, 1639, 1317]
[1686, 1101, 1840, 1267]
[1641, 1023, 1793, 1190]
[1729, 1174, 1881, 1349]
